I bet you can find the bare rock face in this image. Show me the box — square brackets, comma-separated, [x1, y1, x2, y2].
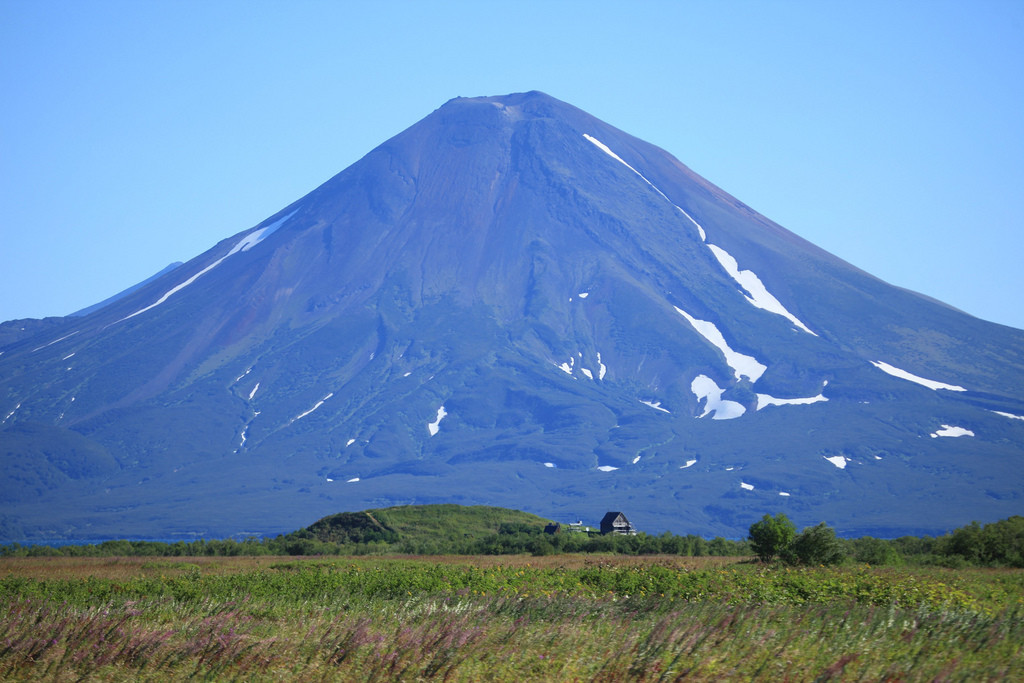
[2, 91, 1022, 541]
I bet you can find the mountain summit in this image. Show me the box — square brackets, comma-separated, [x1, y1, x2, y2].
[2, 91, 1022, 541]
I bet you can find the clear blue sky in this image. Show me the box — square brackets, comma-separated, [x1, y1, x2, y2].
[2, 0, 1022, 329]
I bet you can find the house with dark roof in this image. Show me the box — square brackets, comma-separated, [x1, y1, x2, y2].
[599, 511, 637, 535]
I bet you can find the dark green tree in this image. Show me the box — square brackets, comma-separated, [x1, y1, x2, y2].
[748, 513, 796, 562]
[783, 522, 845, 566]
[980, 515, 1024, 567]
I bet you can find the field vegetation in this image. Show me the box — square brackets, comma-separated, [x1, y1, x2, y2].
[1, 554, 1022, 681]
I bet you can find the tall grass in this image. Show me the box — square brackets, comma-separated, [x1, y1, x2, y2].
[1, 556, 1021, 681]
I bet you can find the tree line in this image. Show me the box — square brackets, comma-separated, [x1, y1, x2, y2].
[748, 514, 1024, 567]
[2, 515, 1021, 567]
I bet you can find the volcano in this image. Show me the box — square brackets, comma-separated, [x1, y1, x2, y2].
[2, 91, 1022, 542]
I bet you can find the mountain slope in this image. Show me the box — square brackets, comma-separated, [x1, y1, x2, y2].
[2, 91, 1022, 541]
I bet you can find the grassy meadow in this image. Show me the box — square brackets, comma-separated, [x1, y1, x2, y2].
[1, 554, 1022, 681]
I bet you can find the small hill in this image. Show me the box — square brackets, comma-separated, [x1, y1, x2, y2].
[304, 511, 398, 545]
[303, 504, 552, 548]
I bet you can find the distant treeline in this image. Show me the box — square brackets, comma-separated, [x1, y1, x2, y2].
[3, 515, 1021, 567]
[0, 527, 747, 560]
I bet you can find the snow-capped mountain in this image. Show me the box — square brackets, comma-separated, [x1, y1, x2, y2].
[2, 91, 1022, 541]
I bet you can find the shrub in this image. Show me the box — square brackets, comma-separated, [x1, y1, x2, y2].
[847, 537, 902, 566]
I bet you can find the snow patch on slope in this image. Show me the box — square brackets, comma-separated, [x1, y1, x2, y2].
[640, 399, 671, 414]
[756, 384, 829, 410]
[993, 411, 1024, 421]
[674, 306, 766, 382]
[116, 210, 297, 323]
[824, 455, 849, 469]
[292, 393, 333, 423]
[556, 352, 603, 381]
[249, 209, 298, 246]
[705, 244, 816, 335]
[428, 405, 447, 436]
[584, 133, 706, 240]
[870, 361, 966, 392]
[930, 425, 974, 438]
[2, 403, 21, 424]
[32, 331, 80, 352]
[584, 134, 648, 180]
[691, 375, 746, 420]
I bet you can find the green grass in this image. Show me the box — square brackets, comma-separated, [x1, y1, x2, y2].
[1, 556, 1021, 681]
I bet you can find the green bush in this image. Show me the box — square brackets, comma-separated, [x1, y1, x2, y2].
[846, 537, 902, 566]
